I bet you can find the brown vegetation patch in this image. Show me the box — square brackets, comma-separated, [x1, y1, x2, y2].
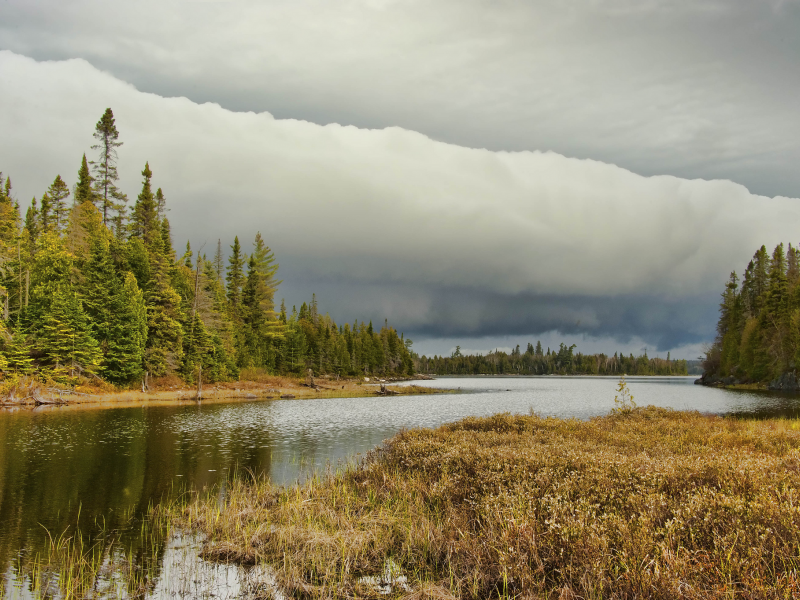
[177, 407, 800, 599]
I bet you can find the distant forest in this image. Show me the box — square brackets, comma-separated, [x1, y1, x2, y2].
[418, 342, 688, 376]
[0, 109, 414, 386]
[705, 242, 800, 385]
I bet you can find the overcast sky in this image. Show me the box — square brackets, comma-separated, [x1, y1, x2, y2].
[1, 1, 799, 358]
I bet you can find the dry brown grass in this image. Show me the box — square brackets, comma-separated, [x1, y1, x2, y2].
[177, 407, 800, 599]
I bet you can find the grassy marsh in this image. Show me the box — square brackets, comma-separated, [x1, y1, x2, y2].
[176, 407, 800, 599]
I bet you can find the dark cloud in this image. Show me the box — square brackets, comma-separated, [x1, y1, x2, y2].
[279, 277, 718, 352]
[1, 51, 797, 359]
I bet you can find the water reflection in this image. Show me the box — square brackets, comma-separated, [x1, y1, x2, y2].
[1, 376, 799, 596]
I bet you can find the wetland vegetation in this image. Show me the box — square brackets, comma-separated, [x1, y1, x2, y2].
[176, 402, 800, 599]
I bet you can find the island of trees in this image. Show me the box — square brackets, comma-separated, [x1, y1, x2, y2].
[0, 109, 414, 388]
[418, 342, 688, 375]
[703, 242, 800, 389]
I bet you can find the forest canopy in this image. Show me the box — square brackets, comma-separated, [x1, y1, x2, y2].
[419, 342, 688, 376]
[704, 242, 800, 387]
[0, 109, 414, 386]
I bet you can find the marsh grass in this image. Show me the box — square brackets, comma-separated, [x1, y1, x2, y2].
[177, 407, 800, 599]
[2, 505, 170, 600]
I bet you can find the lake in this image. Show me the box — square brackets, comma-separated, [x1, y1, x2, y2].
[1, 375, 799, 596]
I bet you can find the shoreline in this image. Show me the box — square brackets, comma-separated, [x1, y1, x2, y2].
[0, 376, 447, 411]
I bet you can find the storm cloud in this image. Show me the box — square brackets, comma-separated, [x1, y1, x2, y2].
[1, 51, 797, 357]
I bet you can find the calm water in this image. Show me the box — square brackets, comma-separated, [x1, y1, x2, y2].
[1, 375, 799, 593]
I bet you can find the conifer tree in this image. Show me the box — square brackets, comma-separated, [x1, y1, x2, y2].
[161, 218, 175, 262]
[213, 239, 224, 282]
[129, 162, 160, 246]
[35, 285, 102, 378]
[155, 188, 167, 218]
[0, 179, 20, 257]
[5, 326, 33, 373]
[83, 235, 147, 383]
[226, 236, 245, 310]
[45, 175, 70, 233]
[74, 154, 95, 205]
[142, 231, 184, 377]
[183, 241, 193, 268]
[90, 108, 127, 227]
[23, 199, 39, 256]
[39, 192, 52, 232]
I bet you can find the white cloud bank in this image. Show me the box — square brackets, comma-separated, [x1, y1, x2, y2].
[3, 0, 800, 198]
[1, 51, 798, 354]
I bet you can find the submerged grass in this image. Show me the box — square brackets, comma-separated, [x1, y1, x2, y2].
[176, 407, 800, 599]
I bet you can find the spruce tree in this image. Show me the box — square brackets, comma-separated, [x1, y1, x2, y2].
[5, 326, 33, 373]
[213, 239, 224, 282]
[39, 192, 52, 233]
[23, 199, 39, 256]
[226, 236, 245, 310]
[83, 235, 147, 383]
[161, 217, 176, 262]
[143, 231, 184, 377]
[45, 175, 70, 233]
[155, 188, 167, 218]
[74, 154, 95, 205]
[129, 162, 160, 246]
[104, 272, 147, 383]
[34, 284, 102, 378]
[90, 108, 128, 227]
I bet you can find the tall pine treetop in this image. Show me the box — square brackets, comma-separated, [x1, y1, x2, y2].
[91, 108, 127, 227]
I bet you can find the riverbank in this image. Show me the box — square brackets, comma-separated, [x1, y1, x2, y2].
[177, 407, 800, 599]
[0, 374, 445, 409]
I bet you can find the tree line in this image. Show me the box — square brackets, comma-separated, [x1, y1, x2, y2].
[417, 342, 688, 376]
[705, 242, 800, 383]
[0, 109, 414, 386]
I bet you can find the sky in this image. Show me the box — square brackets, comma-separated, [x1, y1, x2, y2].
[1, 0, 799, 359]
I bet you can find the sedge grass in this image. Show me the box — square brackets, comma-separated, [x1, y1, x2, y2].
[176, 407, 800, 599]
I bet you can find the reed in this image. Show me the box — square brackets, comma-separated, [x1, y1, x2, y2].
[176, 407, 800, 599]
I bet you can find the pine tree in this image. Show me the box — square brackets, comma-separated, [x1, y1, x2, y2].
[90, 108, 128, 227]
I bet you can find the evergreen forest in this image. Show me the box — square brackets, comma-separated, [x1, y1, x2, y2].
[705, 242, 800, 384]
[418, 342, 688, 376]
[0, 109, 414, 387]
